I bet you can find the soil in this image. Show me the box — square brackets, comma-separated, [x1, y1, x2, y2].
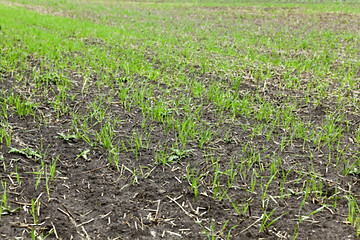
[1, 2, 360, 240]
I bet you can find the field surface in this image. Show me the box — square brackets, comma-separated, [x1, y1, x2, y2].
[1, 0, 360, 239]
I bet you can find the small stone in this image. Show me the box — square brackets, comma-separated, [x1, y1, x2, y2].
[158, 189, 166, 194]
[150, 230, 157, 238]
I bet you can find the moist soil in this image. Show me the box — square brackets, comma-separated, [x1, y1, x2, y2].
[1, 3, 360, 240]
[0, 72, 358, 240]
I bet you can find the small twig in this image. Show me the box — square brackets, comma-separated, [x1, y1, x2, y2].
[58, 207, 78, 227]
[77, 218, 94, 227]
[7, 175, 14, 185]
[167, 231, 181, 237]
[82, 210, 93, 217]
[80, 165, 108, 174]
[51, 222, 59, 239]
[57, 207, 71, 219]
[100, 211, 112, 219]
[187, 200, 199, 216]
[61, 204, 75, 219]
[81, 226, 90, 240]
[237, 216, 263, 236]
[134, 216, 144, 231]
[10, 201, 32, 206]
[155, 200, 161, 220]
[35, 192, 43, 204]
[324, 205, 335, 215]
[0, 174, 67, 180]
[167, 195, 196, 219]
[81, 77, 88, 93]
[174, 176, 182, 183]
[11, 221, 45, 228]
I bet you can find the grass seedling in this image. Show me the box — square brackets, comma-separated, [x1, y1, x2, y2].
[346, 191, 360, 237]
[260, 174, 275, 209]
[186, 164, 202, 201]
[198, 126, 212, 149]
[155, 142, 168, 165]
[226, 159, 237, 187]
[31, 228, 54, 240]
[97, 122, 115, 150]
[2, 1, 360, 238]
[260, 202, 288, 233]
[15, 165, 20, 184]
[77, 124, 93, 147]
[1, 181, 7, 214]
[76, 149, 90, 161]
[227, 194, 253, 217]
[50, 154, 59, 181]
[30, 198, 39, 224]
[307, 205, 329, 219]
[4, 128, 11, 148]
[1, 181, 20, 218]
[299, 184, 310, 223]
[250, 169, 257, 193]
[35, 166, 43, 189]
[198, 218, 235, 240]
[211, 159, 231, 201]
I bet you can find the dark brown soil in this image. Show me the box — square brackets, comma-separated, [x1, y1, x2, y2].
[1, 70, 359, 240]
[1, 2, 360, 240]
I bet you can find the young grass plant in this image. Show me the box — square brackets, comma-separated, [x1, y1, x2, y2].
[186, 164, 203, 202]
[2, 1, 360, 238]
[1, 181, 20, 218]
[197, 218, 237, 240]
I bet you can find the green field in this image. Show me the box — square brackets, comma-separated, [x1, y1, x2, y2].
[1, 0, 360, 239]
